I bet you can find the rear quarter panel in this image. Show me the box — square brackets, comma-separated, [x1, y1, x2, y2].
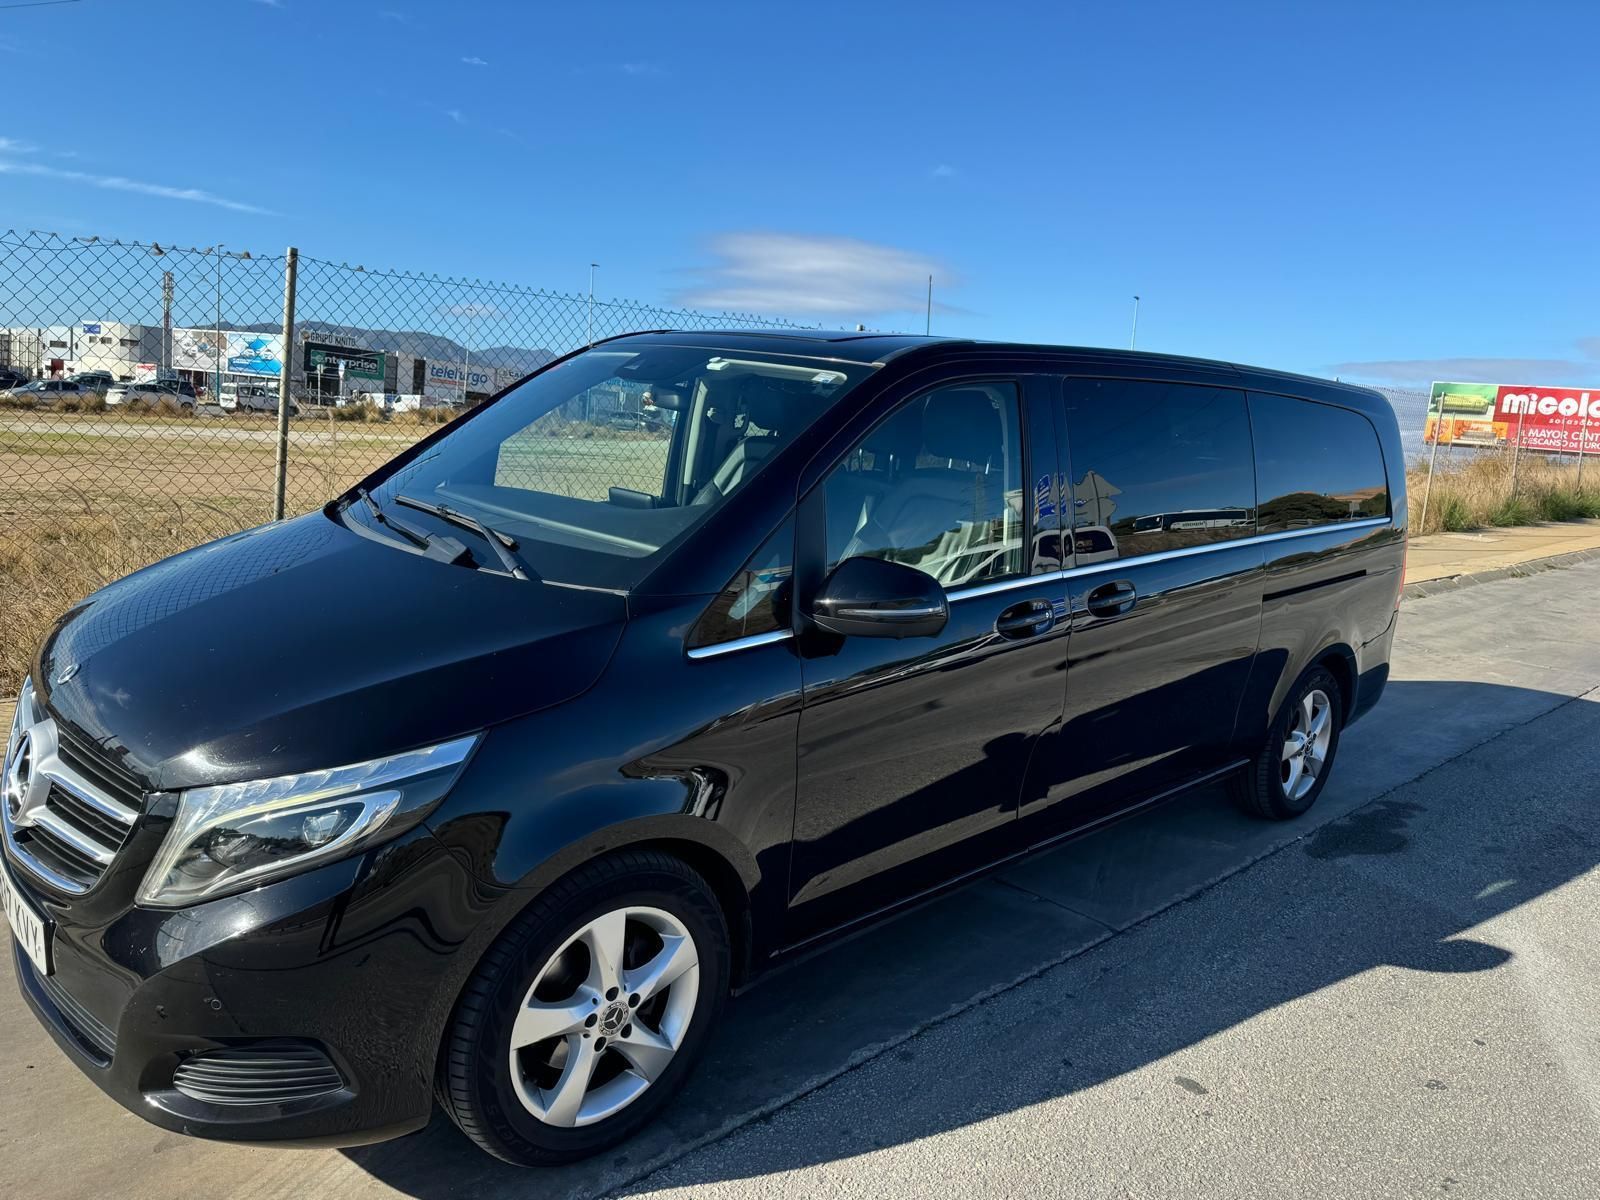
[1236, 387, 1406, 741]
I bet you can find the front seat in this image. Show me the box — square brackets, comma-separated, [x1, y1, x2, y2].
[838, 388, 1009, 585]
[692, 380, 790, 504]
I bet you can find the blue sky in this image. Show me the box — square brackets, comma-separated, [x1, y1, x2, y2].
[2, 0, 1597, 386]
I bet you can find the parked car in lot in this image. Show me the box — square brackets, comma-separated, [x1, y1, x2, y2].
[105, 380, 196, 410]
[603, 408, 666, 433]
[67, 370, 115, 394]
[1, 332, 1405, 1166]
[0, 367, 28, 391]
[1, 378, 90, 403]
[220, 380, 295, 415]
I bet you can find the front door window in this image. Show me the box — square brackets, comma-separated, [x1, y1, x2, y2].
[823, 382, 1025, 590]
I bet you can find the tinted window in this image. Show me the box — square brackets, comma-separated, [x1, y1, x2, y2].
[1064, 380, 1253, 559]
[824, 381, 1026, 588]
[1250, 393, 1389, 533]
[688, 516, 793, 648]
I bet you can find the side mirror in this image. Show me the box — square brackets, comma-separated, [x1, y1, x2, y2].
[808, 556, 948, 639]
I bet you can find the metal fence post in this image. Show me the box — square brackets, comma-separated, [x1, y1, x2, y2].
[1509, 405, 1524, 501]
[273, 247, 298, 521]
[1418, 385, 1446, 534]
[1578, 404, 1590, 489]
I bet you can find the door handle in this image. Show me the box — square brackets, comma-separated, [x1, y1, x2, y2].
[1085, 580, 1137, 617]
[995, 598, 1054, 640]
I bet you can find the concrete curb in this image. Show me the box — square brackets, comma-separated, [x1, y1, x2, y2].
[1401, 545, 1600, 601]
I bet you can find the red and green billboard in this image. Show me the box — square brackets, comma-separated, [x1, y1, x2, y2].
[1426, 381, 1600, 454]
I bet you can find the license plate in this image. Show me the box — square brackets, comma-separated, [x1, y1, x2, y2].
[0, 858, 51, 976]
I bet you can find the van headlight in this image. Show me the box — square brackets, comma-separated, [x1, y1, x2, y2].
[137, 735, 479, 908]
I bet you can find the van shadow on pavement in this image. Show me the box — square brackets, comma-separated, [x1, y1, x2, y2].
[343, 679, 1598, 1200]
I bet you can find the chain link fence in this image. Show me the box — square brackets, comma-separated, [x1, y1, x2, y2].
[0, 229, 816, 691]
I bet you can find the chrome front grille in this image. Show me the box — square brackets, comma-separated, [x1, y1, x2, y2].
[3, 682, 146, 895]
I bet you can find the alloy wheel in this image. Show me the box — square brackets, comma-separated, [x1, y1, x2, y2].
[1280, 686, 1333, 802]
[508, 906, 700, 1128]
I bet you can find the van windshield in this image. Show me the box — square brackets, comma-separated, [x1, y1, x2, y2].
[355, 343, 876, 589]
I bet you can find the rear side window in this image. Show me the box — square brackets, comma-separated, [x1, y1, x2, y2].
[1250, 393, 1390, 533]
[1063, 380, 1254, 559]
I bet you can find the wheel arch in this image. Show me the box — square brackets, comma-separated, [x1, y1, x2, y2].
[1311, 642, 1358, 721]
[427, 822, 762, 1111]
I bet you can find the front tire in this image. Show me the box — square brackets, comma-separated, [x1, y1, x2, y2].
[438, 851, 730, 1166]
[1230, 664, 1342, 820]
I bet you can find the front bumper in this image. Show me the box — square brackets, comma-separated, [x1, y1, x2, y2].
[7, 826, 506, 1147]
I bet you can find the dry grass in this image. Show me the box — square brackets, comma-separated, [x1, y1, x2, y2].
[1407, 454, 1600, 535]
[0, 508, 209, 693]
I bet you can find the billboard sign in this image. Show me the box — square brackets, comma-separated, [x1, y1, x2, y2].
[424, 361, 499, 397]
[226, 333, 283, 377]
[1426, 381, 1600, 454]
[305, 340, 385, 382]
[171, 329, 284, 378]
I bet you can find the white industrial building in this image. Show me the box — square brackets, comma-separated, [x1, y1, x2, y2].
[0, 321, 164, 380]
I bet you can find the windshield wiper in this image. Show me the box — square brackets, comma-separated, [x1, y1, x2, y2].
[396, 494, 538, 581]
[347, 485, 430, 550]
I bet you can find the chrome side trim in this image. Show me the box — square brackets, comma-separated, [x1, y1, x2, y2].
[1250, 517, 1390, 547]
[689, 519, 1395, 659]
[945, 573, 1055, 603]
[948, 517, 1392, 600]
[686, 628, 795, 660]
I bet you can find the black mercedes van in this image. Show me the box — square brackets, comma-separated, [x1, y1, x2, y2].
[2, 332, 1404, 1164]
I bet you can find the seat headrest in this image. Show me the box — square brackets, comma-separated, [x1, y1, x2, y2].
[740, 380, 790, 433]
[922, 389, 1001, 462]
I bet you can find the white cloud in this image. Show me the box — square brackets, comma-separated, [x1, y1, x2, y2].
[619, 62, 665, 77]
[0, 136, 37, 153]
[0, 159, 276, 215]
[677, 232, 950, 319]
[461, 55, 488, 66]
[249, 0, 285, 7]
[930, 163, 957, 178]
[445, 108, 466, 124]
[380, 9, 410, 21]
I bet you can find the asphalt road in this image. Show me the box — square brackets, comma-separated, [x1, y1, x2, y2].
[2, 561, 1598, 1200]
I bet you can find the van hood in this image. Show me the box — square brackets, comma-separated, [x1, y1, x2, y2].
[33, 512, 627, 792]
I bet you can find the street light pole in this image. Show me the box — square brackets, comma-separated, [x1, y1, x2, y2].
[1129, 295, 1141, 351]
[925, 274, 933, 336]
[214, 244, 225, 404]
[587, 262, 598, 347]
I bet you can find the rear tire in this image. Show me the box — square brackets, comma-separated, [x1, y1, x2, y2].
[438, 851, 730, 1166]
[1230, 664, 1342, 820]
